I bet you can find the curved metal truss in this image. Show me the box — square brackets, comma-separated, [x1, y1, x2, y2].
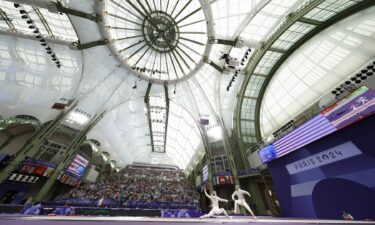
[101, 0, 213, 82]
[235, 0, 375, 155]
[0, 1, 78, 43]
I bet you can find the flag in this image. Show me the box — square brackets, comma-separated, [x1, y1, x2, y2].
[67, 154, 89, 177]
[200, 119, 209, 125]
[61, 174, 69, 183]
[52, 102, 66, 110]
[43, 167, 54, 177]
[213, 175, 234, 185]
[225, 176, 234, 184]
[20, 163, 35, 174]
[34, 165, 47, 176]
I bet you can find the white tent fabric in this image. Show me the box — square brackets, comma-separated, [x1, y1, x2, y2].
[0, 34, 82, 123]
[1, 0, 371, 171]
[260, 6, 375, 138]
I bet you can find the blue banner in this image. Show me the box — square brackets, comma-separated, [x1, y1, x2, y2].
[322, 86, 375, 129]
[259, 145, 277, 163]
[161, 209, 204, 218]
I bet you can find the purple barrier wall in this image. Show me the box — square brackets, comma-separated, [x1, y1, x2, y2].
[268, 116, 375, 220]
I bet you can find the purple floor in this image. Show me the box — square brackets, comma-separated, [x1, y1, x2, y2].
[0, 214, 374, 225]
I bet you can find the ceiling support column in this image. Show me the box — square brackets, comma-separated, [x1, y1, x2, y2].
[144, 82, 155, 152]
[0, 102, 78, 184]
[163, 82, 170, 151]
[199, 125, 214, 192]
[32, 111, 105, 203]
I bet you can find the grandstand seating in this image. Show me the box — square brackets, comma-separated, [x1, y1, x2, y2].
[55, 166, 200, 210]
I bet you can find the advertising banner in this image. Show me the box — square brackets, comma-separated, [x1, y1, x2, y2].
[321, 86, 375, 129]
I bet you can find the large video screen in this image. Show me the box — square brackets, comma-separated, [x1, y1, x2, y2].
[321, 86, 375, 129]
[259, 86, 375, 164]
[273, 114, 337, 159]
[67, 154, 89, 177]
[259, 145, 277, 163]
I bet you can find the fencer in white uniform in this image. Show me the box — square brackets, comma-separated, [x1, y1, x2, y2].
[200, 188, 230, 218]
[231, 185, 257, 219]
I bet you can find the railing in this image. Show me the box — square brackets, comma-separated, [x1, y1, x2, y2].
[51, 199, 199, 210]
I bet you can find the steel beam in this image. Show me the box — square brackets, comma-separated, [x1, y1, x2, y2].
[207, 61, 223, 73]
[32, 6, 54, 37]
[236, 0, 375, 157]
[253, 0, 375, 142]
[0, 102, 78, 184]
[163, 83, 169, 153]
[0, 8, 16, 31]
[144, 82, 155, 152]
[32, 111, 106, 202]
[236, 0, 325, 154]
[56, 2, 101, 22]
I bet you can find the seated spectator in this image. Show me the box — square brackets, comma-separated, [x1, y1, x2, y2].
[55, 166, 200, 210]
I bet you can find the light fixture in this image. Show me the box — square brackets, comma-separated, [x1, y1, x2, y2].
[66, 111, 90, 125]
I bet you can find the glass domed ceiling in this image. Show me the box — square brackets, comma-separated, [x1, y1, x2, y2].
[102, 0, 209, 81]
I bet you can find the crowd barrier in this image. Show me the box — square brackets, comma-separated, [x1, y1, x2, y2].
[53, 199, 199, 210]
[12, 203, 205, 218]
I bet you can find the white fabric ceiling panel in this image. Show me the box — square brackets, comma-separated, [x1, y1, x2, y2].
[0, 34, 82, 123]
[68, 16, 103, 43]
[260, 7, 375, 138]
[77, 46, 123, 96]
[60, 0, 95, 14]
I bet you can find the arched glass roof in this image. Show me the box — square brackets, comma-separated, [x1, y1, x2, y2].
[260, 6, 375, 138]
[102, 0, 209, 81]
[0, 1, 78, 42]
[0, 33, 82, 123]
[236, 0, 372, 150]
[0, 0, 373, 172]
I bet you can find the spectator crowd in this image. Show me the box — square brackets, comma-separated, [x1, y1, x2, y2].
[55, 166, 199, 209]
